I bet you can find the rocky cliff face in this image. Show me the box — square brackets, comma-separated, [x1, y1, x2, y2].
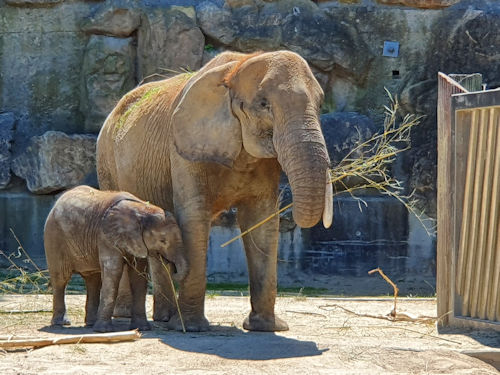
[0, 0, 498, 286]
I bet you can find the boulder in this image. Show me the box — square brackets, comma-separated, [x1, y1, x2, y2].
[196, 0, 371, 76]
[321, 112, 378, 165]
[11, 131, 97, 194]
[321, 112, 380, 192]
[196, 2, 236, 46]
[137, 7, 204, 82]
[80, 35, 136, 133]
[0, 2, 91, 141]
[408, 147, 436, 218]
[0, 113, 16, 189]
[81, 5, 141, 37]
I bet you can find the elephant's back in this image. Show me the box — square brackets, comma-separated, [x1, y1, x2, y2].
[45, 186, 113, 269]
[102, 75, 190, 141]
[49, 186, 106, 230]
[97, 75, 191, 210]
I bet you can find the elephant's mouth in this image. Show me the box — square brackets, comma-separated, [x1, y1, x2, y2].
[163, 257, 178, 275]
[156, 254, 176, 272]
[155, 253, 186, 281]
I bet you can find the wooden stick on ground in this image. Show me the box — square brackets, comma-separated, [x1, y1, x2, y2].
[319, 304, 435, 324]
[0, 330, 141, 349]
[368, 267, 399, 316]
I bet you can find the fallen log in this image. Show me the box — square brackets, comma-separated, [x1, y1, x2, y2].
[0, 329, 141, 349]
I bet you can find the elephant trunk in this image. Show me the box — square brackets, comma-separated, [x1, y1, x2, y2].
[155, 242, 188, 282]
[275, 114, 332, 228]
[168, 244, 188, 282]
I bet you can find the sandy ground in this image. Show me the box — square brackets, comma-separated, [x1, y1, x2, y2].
[0, 294, 499, 375]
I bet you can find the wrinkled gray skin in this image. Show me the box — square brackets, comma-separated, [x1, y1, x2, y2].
[97, 51, 332, 332]
[44, 185, 187, 332]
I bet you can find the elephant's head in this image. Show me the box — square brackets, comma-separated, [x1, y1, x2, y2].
[172, 51, 333, 228]
[102, 200, 188, 281]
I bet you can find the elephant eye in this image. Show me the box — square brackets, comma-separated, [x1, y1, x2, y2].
[260, 98, 269, 108]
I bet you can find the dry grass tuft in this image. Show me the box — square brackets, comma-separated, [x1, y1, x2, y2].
[327, 90, 434, 235]
[0, 229, 49, 295]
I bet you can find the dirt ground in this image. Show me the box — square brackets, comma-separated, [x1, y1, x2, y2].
[0, 294, 499, 375]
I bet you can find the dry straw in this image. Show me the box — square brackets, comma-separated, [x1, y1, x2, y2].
[0, 229, 49, 295]
[222, 90, 435, 248]
[160, 258, 186, 333]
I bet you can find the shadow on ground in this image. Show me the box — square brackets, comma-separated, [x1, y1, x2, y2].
[437, 326, 500, 348]
[156, 326, 327, 360]
[40, 319, 327, 361]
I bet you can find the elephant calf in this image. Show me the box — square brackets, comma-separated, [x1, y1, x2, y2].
[44, 185, 187, 332]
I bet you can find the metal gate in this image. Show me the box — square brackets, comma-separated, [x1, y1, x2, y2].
[437, 72, 500, 330]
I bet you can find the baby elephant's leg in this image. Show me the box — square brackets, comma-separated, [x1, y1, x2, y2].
[83, 272, 101, 327]
[93, 255, 124, 332]
[128, 259, 151, 331]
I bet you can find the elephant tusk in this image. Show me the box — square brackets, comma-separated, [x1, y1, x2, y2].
[323, 172, 333, 229]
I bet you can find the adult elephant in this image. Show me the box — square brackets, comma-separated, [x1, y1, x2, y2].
[96, 50, 333, 332]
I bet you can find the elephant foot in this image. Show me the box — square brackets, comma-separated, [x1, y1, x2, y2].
[129, 318, 151, 332]
[152, 307, 176, 322]
[51, 315, 71, 326]
[85, 317, 97, 327]
[166, 313, 209, 332]
[243, 312, 289, 332]
[93, 319, 115, 333]
[112, 304, 132, 318]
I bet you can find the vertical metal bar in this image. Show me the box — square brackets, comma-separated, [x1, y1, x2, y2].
[472, 108, 497, 319]
[456, 110, 479, 298]
[461, 109, 488, 317]
[486, 110, 500, 321]
[437, 73, 468, 326]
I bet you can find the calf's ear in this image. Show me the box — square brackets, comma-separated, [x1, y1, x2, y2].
[102, 200, 148, 259]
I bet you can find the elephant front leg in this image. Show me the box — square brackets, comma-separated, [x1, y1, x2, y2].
[113, 266, 133, 318]
[128, 258, 151, 331]
[151, 257, 178, 323]
[93, 255, 124, 332]
[166, 211, 211, 332]
[238, 200, 289, 332]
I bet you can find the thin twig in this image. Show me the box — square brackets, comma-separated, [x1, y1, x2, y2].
[160, 259, 186, 333]
[285, 310, 327, 318]
[0, 310, 51, 314]
[9, 228, 45, 275]
[368, 267, 399, 316]
[221, 203, 292, 247]
[319, 304, 435, 324]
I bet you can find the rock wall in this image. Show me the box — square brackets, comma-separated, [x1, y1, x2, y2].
[1, 0, 499, 293]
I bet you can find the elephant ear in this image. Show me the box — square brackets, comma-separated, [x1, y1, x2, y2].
[172, 62, 242, 168]
[101, 200, 148, 259]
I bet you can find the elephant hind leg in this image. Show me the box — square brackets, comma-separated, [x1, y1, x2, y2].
[83, 272, 101, 327]
[50, 270, 72, 326]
